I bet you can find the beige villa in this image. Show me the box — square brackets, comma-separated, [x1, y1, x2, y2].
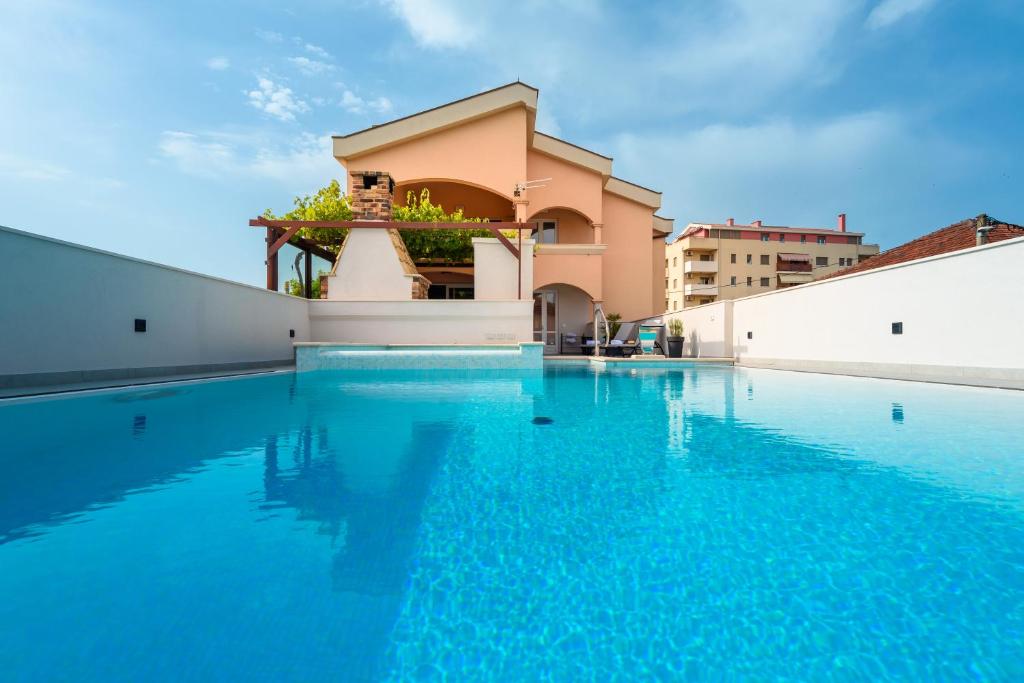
[331, 82, 671, 354]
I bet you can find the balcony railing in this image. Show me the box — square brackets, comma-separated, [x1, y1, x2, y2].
[684, 260, 718, 274]
[684, 283, 718, 296]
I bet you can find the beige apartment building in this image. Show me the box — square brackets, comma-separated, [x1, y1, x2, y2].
[664, 215, 879, 311]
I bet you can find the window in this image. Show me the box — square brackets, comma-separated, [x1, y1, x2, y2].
[815, 256, 828, 266]
[673, 257, 678, 267]
[664, 258, 668, 268]
[761, 234, 770, 242]
[673, 279, 677, 288]
[672, 300, 677, 309]
[699, 254, 712, 261]
[447, 285, 474, 300]
[800, 235, 807, 243]
[730, 253, 737, 264]
[746, 254, 752, 264]
[760, 277, 770, 287]
[760, 255, 770, 265]
[817, 236, 826, 245]
[730, 276, 737, 285]
[746, 276, 752, 287]
[531, 220, 558, 244]
[665, 278, 669, 288]
[779, 234, 785, 242]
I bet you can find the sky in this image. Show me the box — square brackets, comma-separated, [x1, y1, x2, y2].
[1, 0, 1021, 287]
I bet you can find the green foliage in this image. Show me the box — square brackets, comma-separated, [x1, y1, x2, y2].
[262, 179, 352, 251]
[262, 183, 501, 264]
[394, 189, 491, 263]
[284, 270, 327, 299]
[606, 312, 622, 339]
[668, 318, 684, 337]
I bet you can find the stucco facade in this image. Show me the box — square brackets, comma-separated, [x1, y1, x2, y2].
[332, 82, 670, 353]
[664, 217, 880, 312]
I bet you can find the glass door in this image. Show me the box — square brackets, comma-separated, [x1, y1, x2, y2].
[532, 290, 558, 354]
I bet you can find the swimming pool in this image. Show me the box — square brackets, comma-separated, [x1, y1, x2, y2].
[1, 365, 1022, 681]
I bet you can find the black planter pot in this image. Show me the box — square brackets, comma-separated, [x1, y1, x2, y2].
[667, 337, 684, 358]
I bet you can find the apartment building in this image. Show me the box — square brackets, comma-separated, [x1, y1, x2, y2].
[664, 215, 879, 311]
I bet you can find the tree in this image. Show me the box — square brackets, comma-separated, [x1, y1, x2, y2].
[393, 188, 490, 263]
[262, 179, 352, 251]
[262, 182, 496, 266]
[284, 270, 327, 299]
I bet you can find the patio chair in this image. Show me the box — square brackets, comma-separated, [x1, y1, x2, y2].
[635, 324, 665, 356]
[561, 332, 583, 355]
[602, 322, 637, 357]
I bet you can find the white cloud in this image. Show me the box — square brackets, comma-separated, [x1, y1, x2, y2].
[0, 152, 71, 181]
[377, 1, 868, 119]
[255, 29, 284, 43]
[866, 0, 936, 29]
[607, 110, 974, 238]
[206, 56, 230, 70]
[247, 77, 309, 121]
[158, 130, 340, 190]
[383, 0, 478, 48]
[339, 90, 393, 115]
[303, 43, 331, 59]
[535, 106, 561, 137]
[288, 56, 335, 76]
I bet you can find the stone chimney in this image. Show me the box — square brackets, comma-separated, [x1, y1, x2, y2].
[349, 171, 394, 221]
[838, 213, 847, 232]
[726, 217, 735, 226]
[751, 219, 762, 227]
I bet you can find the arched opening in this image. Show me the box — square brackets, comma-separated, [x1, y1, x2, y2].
[418, 268, 474, 299]
[394, 179, 515, 221]
[526, 206, 595, 245]
[531, 282, 597, 355]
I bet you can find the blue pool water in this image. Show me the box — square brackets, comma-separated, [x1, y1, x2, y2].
[1, 365, 1023, 681]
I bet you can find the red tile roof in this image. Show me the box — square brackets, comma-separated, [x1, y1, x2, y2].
[823, 215, 1024, 279]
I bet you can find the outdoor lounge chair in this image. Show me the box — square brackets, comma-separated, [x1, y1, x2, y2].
[601, 323, 638, 357]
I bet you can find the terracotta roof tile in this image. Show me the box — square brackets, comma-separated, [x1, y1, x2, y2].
[822, 215, 1024, 280]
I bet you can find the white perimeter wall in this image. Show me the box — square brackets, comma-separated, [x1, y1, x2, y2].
[671, 236, 1024, 387]
[665, 301, 733, 358]
[308, 300, 532, 344]
[0, 226, 310, 384]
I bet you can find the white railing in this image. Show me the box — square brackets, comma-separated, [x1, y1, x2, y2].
[684, 283, 718, 296]
[684, 260, 718, 274]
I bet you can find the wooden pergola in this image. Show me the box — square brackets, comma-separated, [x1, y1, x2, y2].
[250, 217, 533, 298]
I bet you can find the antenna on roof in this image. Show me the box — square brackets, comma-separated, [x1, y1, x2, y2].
[514, 178, 552, 197]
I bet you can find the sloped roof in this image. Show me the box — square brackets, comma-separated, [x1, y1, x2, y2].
[332, 82, 663, 208]
[333, 82, 539, 160]
[824, 215, 1024, 279]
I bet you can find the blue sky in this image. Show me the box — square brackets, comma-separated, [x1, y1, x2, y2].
[1, 0, 1021, 286]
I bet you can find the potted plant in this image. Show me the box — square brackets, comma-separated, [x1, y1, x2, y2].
[667, 318, 684, 358]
